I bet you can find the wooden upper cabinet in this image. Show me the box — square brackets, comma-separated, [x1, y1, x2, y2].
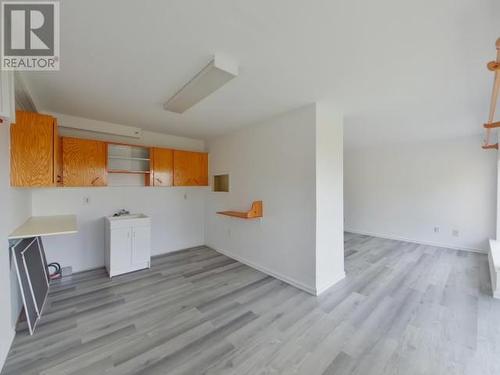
[53, 124, 63, 186]
[173, 150, 208, 186]
[152, 147, 173, 187]
[62, 137, 107, 187]
[10, 111, 57, 187]
[11, 112, 208, 189]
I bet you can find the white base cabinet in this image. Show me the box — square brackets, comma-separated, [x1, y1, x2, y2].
[105, 214, 151, 277]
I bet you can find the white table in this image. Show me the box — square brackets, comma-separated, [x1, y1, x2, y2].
[8, 215, 78, 240]
[8, 215, 77, 335]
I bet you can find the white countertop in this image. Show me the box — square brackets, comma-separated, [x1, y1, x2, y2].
[8, 215, 78, 240]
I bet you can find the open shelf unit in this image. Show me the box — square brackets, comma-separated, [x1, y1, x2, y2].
[107, 143, 152, 186]
[108, 156, 151, 161]
[108, 170, 151, 174]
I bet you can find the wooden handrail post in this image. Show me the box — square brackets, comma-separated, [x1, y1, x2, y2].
[483, 38, 500, 149]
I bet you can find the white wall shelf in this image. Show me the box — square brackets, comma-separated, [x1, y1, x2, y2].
[108, 170, 150, 174]
[107, 143, 151, 186]
[108, 156, 151, 161]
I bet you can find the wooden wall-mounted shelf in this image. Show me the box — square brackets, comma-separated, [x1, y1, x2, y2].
[483, 143, 499, 150]
[217, 201, 263, 219]
[484, 121, 500, 129]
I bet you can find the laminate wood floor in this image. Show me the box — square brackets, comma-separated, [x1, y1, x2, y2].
[2, 233, 499, 375]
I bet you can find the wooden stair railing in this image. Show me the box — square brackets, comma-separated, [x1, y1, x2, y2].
[483, 38, 500, 149]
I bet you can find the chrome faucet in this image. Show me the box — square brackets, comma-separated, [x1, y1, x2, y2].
[113, 209, 130, 217]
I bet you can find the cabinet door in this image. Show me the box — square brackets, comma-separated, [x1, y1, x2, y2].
[173, 150, 208, 186]
[110, 227, 132, 271]
[53, 125, 63, 186]
[62, 137, 107, 187]
[132, 226, 151, 265]
[10, 111, 56, 187]
[152, 147, 173, 187]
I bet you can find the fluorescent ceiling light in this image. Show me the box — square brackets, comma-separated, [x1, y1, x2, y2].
[164, 54, 238, 113]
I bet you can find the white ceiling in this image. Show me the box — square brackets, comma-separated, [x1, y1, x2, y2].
[24, 0, 499, 145]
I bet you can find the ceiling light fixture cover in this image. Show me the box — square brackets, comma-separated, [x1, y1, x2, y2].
[164, 54, 239, 113]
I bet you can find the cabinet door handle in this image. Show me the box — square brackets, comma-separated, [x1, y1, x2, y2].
[155, 177, 162, 184]
[91, 176, 100, 185]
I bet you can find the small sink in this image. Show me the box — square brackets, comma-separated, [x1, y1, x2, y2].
[106, 213, 150, 229]
[108, 213, 148, 221]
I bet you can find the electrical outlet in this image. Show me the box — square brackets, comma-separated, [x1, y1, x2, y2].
[452, 229, 459, 237]
[83, 196, 90, 205]
[434, 226, 440, 233]
[61, 266, 72, 277]
[184, 193, 187, 200]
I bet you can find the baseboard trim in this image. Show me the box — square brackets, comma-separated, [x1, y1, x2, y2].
[345, 228, 487, 254]
[209, 246, 317, 295]
[315, 272, 346, 295]
[152, 244, 206, 259]
[66, 244, 207, 274]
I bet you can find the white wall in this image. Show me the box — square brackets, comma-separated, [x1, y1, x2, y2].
[315, 105, 345, 294]
[494, 3, 500, 35]
[205, 104, 345, 295]
[205, 105, 318, 293]
[31, 114, 207, 272]
[47, 112, 205, 151]
[32, 187, 206, 272]
[344, 136, 497, 252]
[497, 133, 500, 239]
[0, 124, 32, 369]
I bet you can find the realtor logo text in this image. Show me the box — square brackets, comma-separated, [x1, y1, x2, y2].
[1, 1, 60, 71]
